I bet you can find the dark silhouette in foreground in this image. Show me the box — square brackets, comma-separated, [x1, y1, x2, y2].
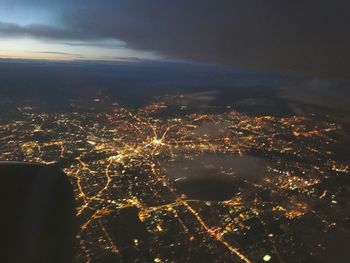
[0, 162, 77, 263]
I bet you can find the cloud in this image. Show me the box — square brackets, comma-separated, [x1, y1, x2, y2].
[176, 91, 220, 109]
[0, 21, 112, 42]
[280, 79, 350, 112]
[163, 154, 267, 200]
[62, 39, 126, 48]
[39, 51, 77, 55]
[192, 123, 227, 138]
[60, 0, 350, 79]
[278, 78, 350, 123]
[165, 154, 267, 182]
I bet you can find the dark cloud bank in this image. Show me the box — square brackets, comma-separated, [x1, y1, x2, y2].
[65, 0, 350, 79]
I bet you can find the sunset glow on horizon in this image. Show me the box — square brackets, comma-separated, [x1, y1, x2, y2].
[0, 37, 161, 62]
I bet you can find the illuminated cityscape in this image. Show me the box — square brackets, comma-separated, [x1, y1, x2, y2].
[0, 1, 349, 262]
[0, 94, 348, 262]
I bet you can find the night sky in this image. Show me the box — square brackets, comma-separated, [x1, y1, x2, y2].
[0, 0, 349, 79]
